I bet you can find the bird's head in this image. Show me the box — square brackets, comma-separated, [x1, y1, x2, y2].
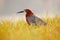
[17, 9, 34, 16]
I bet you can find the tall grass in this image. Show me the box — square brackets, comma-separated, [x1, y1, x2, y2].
[0, 17, 60, 40]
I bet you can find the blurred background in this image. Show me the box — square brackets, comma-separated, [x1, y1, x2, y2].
[0, 0, 60, 20]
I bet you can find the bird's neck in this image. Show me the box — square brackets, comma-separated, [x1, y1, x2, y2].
[26, 13, 34, 18]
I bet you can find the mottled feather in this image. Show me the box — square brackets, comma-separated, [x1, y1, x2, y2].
[27, 15, 46, 25]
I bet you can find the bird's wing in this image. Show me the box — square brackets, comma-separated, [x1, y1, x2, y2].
[27, 15, 37, 25]
[34, 16, 46, 25]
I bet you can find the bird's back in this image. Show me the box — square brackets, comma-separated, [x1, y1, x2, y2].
[34, 16, 46, 25]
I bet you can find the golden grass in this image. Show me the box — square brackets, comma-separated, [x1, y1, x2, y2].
[0, 17, 60, 40]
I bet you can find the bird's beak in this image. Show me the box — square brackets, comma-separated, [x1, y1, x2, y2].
[17, 11, 24, 13]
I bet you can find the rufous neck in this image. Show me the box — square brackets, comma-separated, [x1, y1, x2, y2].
[26, 12, 34, 17]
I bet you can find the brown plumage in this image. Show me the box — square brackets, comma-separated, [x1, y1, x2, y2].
[17, 9, 46, 25]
